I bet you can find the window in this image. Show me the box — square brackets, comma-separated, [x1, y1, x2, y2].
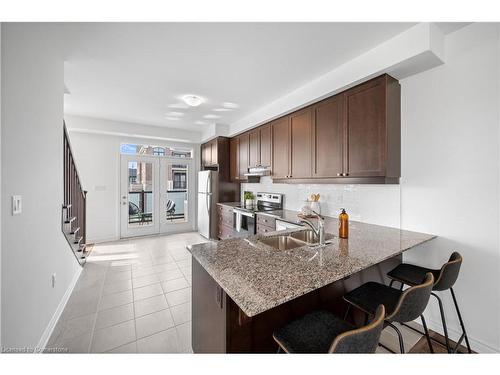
[120, 143, 192, 158]
[153, 147, 165, 156]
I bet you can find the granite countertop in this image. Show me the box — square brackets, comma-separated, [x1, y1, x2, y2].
[194, 207, 436, 317]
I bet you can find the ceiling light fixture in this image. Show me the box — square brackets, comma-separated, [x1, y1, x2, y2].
[222, 102, 239, 109]
[195, 120, 209, 125]
[203, 114, 221, 119]
[213, 108, 232, 112]
[182, 95, 204, 107]
[165, 117, 180, 121]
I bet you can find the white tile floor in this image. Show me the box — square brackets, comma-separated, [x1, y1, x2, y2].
[46, 231, 427, 354]
[46, 231, 209, 353]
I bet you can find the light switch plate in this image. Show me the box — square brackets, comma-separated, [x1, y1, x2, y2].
[12, 195, 22, 215]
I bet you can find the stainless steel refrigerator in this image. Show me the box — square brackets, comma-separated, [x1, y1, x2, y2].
[197, 170, 219, 239]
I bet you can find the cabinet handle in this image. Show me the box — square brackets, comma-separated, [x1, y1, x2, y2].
[215, 286, 223, 309]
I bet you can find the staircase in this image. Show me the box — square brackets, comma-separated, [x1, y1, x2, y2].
[62, 123, 89, 265]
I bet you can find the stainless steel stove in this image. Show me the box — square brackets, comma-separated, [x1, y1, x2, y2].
[233, 192, 283, 235]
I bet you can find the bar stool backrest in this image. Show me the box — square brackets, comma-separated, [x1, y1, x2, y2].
[386, 273, 434, 323]
[329, 305, 385, 353]
[433, 252, 462, 291]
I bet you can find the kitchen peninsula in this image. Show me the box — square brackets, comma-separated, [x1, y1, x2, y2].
[190, 212, 435, 353]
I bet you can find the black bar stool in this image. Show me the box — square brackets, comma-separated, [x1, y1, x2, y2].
[273, 305, 385, 353]
[343, 273, 434, 353]
[387, 251, 471, 353]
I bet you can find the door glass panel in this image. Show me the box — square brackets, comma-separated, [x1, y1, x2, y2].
[128, 161, 154, 227]
[165, 163, 188, 223]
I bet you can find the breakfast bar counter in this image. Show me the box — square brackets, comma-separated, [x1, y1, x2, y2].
[190, 215, 435, 353]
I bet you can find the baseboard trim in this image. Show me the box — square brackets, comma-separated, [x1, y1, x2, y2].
[35, 267, 82, 353]
[425, 317, 499, 354]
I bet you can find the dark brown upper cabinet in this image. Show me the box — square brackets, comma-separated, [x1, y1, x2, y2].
[312, 94, 344, 178]
[271, 116, 290, 179]
[201, 138, 218, 166]
[259, 123, 272, 168]
[347, 75, 400, 180]
[201, 141, 211, 166]
[238, 132, 249, 181]
[249, 128, 260, 168]
[290, 107, 313, 179]
[229, 74, 400, 184]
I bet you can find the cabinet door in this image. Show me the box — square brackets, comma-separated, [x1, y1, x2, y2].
[229, 137, 239, 182]
[238, 133, 249, 180]
[271, 117, 290, 179]
[249, 129, 260, 168]
[210, 139, 218, 165]
[313, 95, 344, 177]
[290, 107, 312, 179]
[192, 259, 227, 353]
[259, 123, 272, 168]
[344, 77, 386, 177]
[201, 143, 209, 166]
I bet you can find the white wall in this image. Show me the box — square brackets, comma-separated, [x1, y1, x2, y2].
[400, 23, 500, 353]
[1, 24, 81, 349]
[242, 178, 401, 228]
[64, 115, 200, 243]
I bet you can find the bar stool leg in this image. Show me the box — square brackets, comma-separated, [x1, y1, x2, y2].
[387, 322, 405, 354]
[420, 315, 434, 353]
[432, 292, 451, 353]
[450, 288, 472, 353]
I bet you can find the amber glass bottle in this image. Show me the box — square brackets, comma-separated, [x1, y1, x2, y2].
[339, 208, 349, 239]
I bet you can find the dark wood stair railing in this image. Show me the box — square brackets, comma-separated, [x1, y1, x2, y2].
[62, 123, 88, 265]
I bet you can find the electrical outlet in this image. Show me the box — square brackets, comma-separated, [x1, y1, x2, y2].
[51, 273, 56, 288]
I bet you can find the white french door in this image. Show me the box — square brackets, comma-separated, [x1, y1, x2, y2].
[120, 155, 194, 238]
[158, 158, 195, 234]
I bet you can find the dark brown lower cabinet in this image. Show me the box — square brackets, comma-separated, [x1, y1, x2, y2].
[192, 259, 227, 353]
[192, 254, 401, 353]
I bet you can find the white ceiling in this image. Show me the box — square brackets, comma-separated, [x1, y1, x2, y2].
[63, 23, 424, 131]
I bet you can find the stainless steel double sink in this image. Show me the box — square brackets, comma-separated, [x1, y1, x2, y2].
[258, 229, 330, 250]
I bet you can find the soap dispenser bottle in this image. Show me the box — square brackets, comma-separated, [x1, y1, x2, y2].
[339, 208, 349, 239]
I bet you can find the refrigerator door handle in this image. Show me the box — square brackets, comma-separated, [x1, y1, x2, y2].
[207, 171, 212, 195]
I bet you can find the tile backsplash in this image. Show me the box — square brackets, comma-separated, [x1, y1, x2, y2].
[241, 177, 401, 228]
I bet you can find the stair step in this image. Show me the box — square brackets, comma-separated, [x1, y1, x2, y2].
[65, 216, 76, 224]
[74, 236, 83, 245]
[62, 204, 72, 209]
[70, 227, 80, 235]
